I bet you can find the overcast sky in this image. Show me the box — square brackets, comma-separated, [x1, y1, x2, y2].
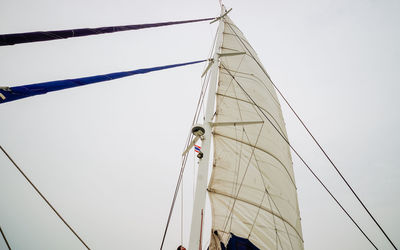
[0, 0, 399, 249]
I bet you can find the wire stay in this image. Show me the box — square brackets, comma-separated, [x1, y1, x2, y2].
[220, 64, 379, 250]
[0, 226, 11, 250]
[0, 145, 91, 250]
[225, 20, 397, 250]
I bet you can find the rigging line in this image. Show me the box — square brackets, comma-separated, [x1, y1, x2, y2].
[196, 72, 211, 124]
[215, 92, 287, 139]
[240, 123, 297, 249]
[195, 21, 218, 124]
[243, 128, 298, 245]
[161, 16, 219, 247]
[160, 58, 212, 250]
[200, 28, 218, 122]
[220, 64, 379, 250]
[193, 152, 196, 198]
[272, 194, 284, 250]
[249, 137, 300, 246]
[216, 51, 247, 232]
[220, 125, 264, 235]
[160, 154, 187, 250]
[0, 146, 90, 250]
[161, 123, 202, 249]
[241, 127, 285, 247]
[181, 172, 184, 246]
[225, 21, 397, 250]
[214, 132, 297, 189]
[247, 192, 266, 237]
[0, 226, 11, 250]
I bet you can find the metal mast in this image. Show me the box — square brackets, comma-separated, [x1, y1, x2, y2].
[188, 5, 225, 250]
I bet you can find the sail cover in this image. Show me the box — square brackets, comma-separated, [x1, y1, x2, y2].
[0, 18, 213, 46]
[208, 16, 303, 249]
[0, 60, 205, 104]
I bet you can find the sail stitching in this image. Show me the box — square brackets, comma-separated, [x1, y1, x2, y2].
[219, 64, 296, 189]
[212, 18, 301, 249]
[219, 67, 281, 108]
[224, 67, 268, 234]
[271, 192, 284, 250]
[229, 68, 294, 248]
[216, 48, 246, 110]
[215, 113, 295, 248]
[219, 67, 301, 231]
[224, 24, 277, 102]
[216, 52, 248, 234]
[244, 130, 298, 248]
[219, 125, 264, 236]
[213, 131, 297, 189]
[228, 18, 396, 250]
[223, 21, 258, 52]
[217, 48, 278, 239]
[215, 92, 287, 139]
[223, 23, 288, 136]
[244, 155, 291, 249]
[221, 59, 379, 249]
[236, 106, 296, 248]
[229, 83, 245, 233]
[229, 125, 244, 232]
[224, 22, 284, 120]
[209, 189, 302, 239]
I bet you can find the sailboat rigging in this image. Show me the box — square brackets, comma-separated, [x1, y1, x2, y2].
[0, 1, 399, 250]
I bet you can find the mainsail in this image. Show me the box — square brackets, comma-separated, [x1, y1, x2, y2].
[207, 15, 304, 249]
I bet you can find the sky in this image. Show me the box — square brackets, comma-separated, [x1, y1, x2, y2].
[0, 0, 399, 249]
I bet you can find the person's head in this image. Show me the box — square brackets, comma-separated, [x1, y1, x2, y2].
[177, 245, 186, 250]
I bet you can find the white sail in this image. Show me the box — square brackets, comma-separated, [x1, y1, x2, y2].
[208, 15, 304, 249]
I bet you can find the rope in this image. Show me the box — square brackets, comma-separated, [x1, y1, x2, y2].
[159, 23, 219, 248]
[159, 54, 213, 250]
[0, 146, 90, 250]
[180, 174, 184, 246]
[271, 78, 397, 249]
[0, 226, 11, 250]
[225, 21, 397, 250]
[160, 155, 187, 250]
[220, 64, 379, 250]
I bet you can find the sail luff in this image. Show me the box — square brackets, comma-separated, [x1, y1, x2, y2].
[208, 15, 303, 249]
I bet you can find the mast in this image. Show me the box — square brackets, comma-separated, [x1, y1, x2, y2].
[188, 6, 225, 250]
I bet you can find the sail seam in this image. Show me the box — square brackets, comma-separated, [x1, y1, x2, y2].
[224, 81, 287, 242]
[248, 132, 298, 248]
[208, 188, 302, 239]
[213, 132, 297, 189]
[228, 75, 247, 233]
[216, 91, 287, 139]
[218, 66, 281, 108]
[223, 23, 257, 52]
[227, 17, 397, 250]
[220, 58, 379, 249]
[214, 228, 300, 243]
[219, 124, 264, 236]
[242, 130, 297, 249]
